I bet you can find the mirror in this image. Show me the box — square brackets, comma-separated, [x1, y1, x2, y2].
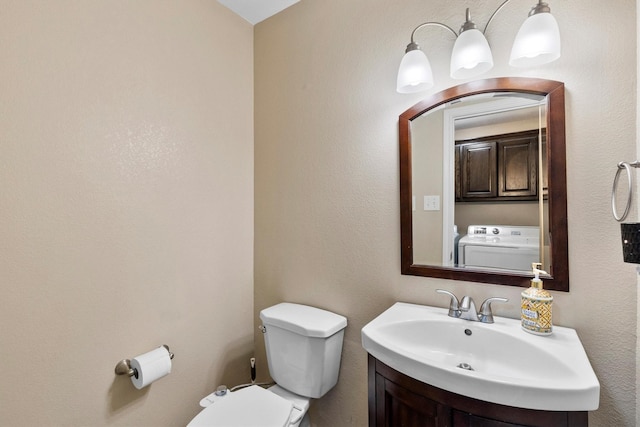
[400, 78, 568, 291]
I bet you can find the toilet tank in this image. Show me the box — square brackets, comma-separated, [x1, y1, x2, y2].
[260, 303, 347, 399]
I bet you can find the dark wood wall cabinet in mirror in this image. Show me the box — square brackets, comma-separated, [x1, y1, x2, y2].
[456, 129, 545, 201]
[399, 78, 568, 291]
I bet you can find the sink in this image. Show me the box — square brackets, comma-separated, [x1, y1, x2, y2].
[361, 302, 599, 411]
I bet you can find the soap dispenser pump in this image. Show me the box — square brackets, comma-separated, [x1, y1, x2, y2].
[521, 263, 553, 335]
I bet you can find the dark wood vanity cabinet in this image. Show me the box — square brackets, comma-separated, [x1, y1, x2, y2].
[368, 355, 588, 427]
[456, 130, 544, 202]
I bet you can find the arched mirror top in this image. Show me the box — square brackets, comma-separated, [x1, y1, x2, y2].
[399, 77, 568, 291]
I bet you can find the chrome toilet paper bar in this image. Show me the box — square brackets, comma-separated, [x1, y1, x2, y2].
[612, 161, 640, 222]
[114, 344, 174, 378]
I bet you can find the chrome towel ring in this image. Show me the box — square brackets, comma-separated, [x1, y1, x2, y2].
[612, 161, 640, 221]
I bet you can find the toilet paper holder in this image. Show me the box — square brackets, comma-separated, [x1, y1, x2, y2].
[114, 345, 174, 378]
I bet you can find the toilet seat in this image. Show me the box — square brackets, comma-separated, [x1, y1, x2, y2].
[187, 385, 294, 427]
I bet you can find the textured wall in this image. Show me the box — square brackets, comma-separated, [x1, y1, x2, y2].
[0, 1, 254, 425]
[255, 0, 637, 426]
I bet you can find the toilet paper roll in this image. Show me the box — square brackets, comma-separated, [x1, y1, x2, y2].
[130, 346, 172, 389]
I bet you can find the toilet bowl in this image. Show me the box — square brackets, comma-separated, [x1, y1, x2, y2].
[186, 303, 347, 427]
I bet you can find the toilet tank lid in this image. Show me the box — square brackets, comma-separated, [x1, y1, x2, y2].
[260, 303, 347, 338]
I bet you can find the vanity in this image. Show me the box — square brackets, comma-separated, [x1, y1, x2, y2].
[369, 356, 587, 427]
[362, 302, 599, 427]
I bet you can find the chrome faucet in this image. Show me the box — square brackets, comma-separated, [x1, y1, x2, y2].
[459, 295, 478, 321]
[436, 289, 507, 323]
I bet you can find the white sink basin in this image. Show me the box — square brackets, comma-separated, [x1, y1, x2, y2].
[361, 302, 599, 411]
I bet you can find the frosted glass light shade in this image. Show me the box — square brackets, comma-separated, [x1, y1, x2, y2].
[509, 12, 561, 67]
[450, 29, 494, 79]
[397, 49, 434, 93]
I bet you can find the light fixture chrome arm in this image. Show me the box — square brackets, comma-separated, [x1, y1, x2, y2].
[484, 0, 551, 34]
[410, 22, 458, 42]
[484, 0, 513, 34]
[459, 9, 478, 33]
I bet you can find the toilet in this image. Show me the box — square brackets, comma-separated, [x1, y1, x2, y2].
[187, 302, 348, 427]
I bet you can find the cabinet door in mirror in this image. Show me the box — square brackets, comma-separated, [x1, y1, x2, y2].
[399, 78, 568, 291]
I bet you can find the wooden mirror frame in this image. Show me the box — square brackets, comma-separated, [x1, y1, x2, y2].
[400, 77, 568, 291]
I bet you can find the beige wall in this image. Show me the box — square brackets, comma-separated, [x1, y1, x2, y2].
[0, 1, 254, 425]
[255, 1, 637, 426]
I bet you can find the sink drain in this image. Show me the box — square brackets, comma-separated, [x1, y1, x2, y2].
[457, 362, 474, 371]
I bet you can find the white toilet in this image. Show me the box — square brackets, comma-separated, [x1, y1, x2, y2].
[187, 302, 348, 427]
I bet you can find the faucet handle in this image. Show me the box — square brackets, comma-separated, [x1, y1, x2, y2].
[436, 289, 460, 317]
[479, 297, 508, 323]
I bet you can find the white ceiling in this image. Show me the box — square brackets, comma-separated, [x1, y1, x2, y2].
[217, 0, 300, 25]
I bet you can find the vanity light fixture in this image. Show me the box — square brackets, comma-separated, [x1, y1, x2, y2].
[396, 0, 561, 93]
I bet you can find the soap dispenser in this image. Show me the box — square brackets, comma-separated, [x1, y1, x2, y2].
[521, 263, 553, 335]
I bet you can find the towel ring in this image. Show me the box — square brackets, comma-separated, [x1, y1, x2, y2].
[612, 161, 640, 221]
